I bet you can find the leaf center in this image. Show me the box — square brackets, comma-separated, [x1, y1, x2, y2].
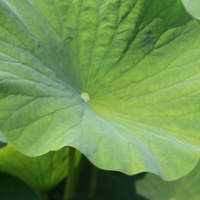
[81, 92, 90, 102]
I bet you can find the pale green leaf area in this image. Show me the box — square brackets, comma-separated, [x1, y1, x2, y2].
[0, 130, 7, 144]
[182, 0, 200, 20]
[0, 130, 7, 149]
[0, 0, 200, 180]
[0, 131, 81, 193]
[136, 161, 200, 200]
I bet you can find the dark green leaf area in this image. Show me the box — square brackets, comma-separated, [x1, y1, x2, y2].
[48, 179, 65, 200]
[75, 159, 147, 200]
[0, 172, 40, 200]
[0, 141, 7, 149]
[49, 159, 147, 200]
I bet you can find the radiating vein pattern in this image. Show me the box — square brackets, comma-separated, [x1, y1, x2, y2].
[0, 0, 200, 180]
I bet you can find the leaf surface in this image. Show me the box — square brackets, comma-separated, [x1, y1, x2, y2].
[1, 0, 200, 180]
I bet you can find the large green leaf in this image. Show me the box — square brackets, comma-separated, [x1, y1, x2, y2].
[0, 132, 81, 193]
[136, 161, 200, 200]
[0, 0, 200, 180]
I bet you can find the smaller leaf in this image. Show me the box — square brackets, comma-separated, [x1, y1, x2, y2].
[136, 161, 200, 200]
[0, 135, 82, 193]
[182, 0, 200, 20]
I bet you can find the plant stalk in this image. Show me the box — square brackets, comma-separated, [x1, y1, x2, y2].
[89, 165, 99, 199]
[63, 147, 76, 200]
[68, 154, 86, 198]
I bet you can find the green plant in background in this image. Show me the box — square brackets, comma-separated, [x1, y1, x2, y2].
[0, 0, 200, 199]
[0, 131, 82, 199]
[136, 160, 200, 200]
[0, 172, 40, 200]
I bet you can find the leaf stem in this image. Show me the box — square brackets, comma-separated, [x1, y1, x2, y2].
[39, 192, 49, 200]
[89, 165, 99, 199]
[63, 147, 76, 200]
